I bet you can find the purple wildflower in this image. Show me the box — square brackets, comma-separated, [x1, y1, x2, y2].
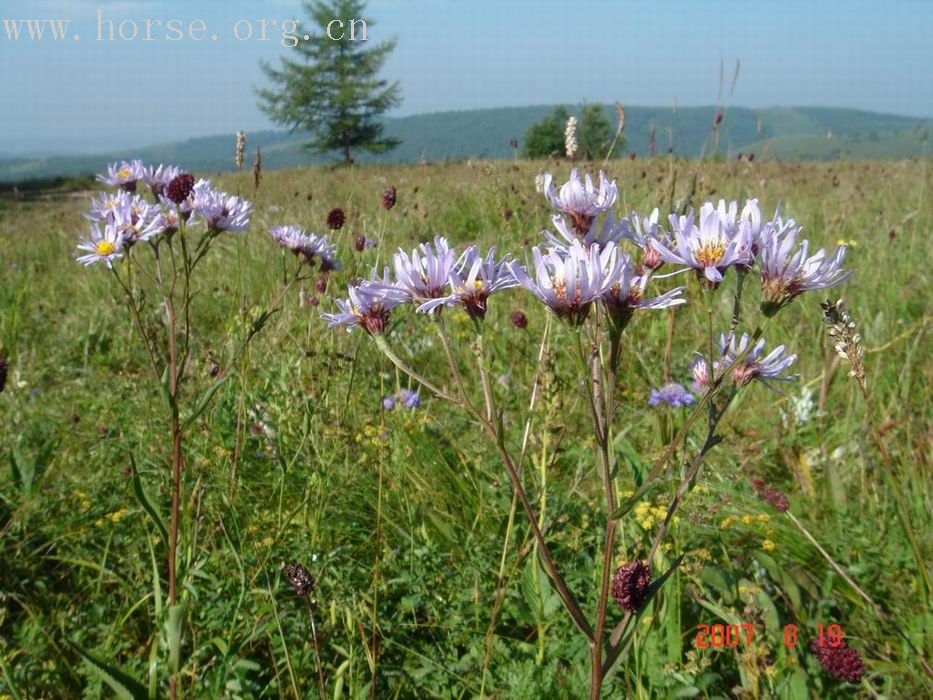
[389, 236, 457, 302]
[192, 185, 252, 233]
[759, 220, 851, 314]
[542, 169, 619, 236]
[417, 246, 518, 319]
[509, 240, 623, 325]
[322, 270, 408, 335]
[810, 640, 865, 683]
[76, 222, 124, 268]
[611, 561, 652, 612]
[648, 383, 696, 408]
[97, 159, 145, 191]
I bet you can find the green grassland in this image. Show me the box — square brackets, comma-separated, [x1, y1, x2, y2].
[1, 106, 929, 182]
[0, 157, 931, 698]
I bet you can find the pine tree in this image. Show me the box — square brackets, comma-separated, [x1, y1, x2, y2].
[258, 0, 401, 165]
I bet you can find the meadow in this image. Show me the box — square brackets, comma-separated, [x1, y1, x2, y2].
[0, 157, 930, 698]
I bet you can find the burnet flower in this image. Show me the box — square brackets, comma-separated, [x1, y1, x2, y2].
[652, 207, 750, 284]
[192, 185, 252, 233]
[322, 270, 408, 335]
[759, 221, 851, 314]
[720, 333, 798, 387]
[97, 160, 145, 191]
[509, 239, 622, 325]
[542, 169, 619, 236]
[390, 236, 457, 302]
[417, 245, 518, 319]
[142, 164, 182, 198]
[269, 226, 339, 271]
[76, 222, 124, 267]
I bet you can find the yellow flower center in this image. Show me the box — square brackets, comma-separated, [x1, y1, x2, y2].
[694, 241, 726, 267]
[95, 240, 116, 256]
[117, 168, 131, 179]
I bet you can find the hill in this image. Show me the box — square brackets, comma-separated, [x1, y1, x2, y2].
[0, 105, 928, 182]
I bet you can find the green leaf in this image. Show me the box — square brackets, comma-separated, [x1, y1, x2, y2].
[182, 375, 228, 430]
[130, 455, 168, 547]
[66, 640, 147, 700]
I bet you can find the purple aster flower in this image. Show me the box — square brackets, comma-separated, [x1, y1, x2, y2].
[542, 212, 626, 252]
[417, 246, 518, 319]
[690, 354, 711, 393]
[648, 383, 696, 408]
[620, 208, 671, 271]
[192, 185, 252, 233]
[96, 160, 145, 191]
[322, 270, 408, 335]
[542, 169, 619, 235]
[112, 203, 165, 245]
[720, 333, 798, 387]
[141, 164, 182, 198]
[651, 206, 751, 285]
[382, 395, 396, 411]
[85, 189, 132, 223]
[759, 221, 852, 314]
[269, 226, 340, 270]
[599, 254, 686, 329]
[509, 240, 623, 325]
[76, 222, 124, 268]
[390, 236, 457, 302]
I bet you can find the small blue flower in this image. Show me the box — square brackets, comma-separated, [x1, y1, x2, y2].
[382, 395, 396, 411]
[648, 383, 696, 408]
[398, 389, 421, 409]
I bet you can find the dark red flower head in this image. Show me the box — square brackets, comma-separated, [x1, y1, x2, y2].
[282, 561, 314, 597]
[752, 479, 789, 513]
[382, 186, 397, 210]
[510, 310, 528, 330]
[327, 207, 346, 230]
[810, 640, 865, 683]
[0, 353, 7, 394]
[611, 561, 652, 612]
[166, 174, 195, 204]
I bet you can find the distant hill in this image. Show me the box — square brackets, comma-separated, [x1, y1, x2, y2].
[1, 106, 929, 182]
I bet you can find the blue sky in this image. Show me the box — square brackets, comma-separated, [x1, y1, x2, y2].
[1, 0, 931, 154]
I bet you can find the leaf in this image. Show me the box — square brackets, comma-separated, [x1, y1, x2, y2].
[65, 640, 147, 700]
[182, 375, 228, 430]
[166, 602, 187, 673]
[130, 455, 168, 547]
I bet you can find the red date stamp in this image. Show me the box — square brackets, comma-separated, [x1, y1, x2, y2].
[695, 623, 845, 649]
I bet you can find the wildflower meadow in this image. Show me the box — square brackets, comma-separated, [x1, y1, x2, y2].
[0, 156, 930, 698]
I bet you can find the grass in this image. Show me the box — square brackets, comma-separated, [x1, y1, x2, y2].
[0, 157, 930, 698]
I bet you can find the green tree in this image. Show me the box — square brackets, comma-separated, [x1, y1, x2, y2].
[258, 0, 401, 165]
[523, 106, 570, 159]
[577, 104, 616, 161]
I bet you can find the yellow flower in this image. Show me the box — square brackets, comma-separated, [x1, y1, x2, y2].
[261, 536, 274, 547]
[620, 489, 635, 498]
[762, 539, 776, 552]
[720, 516, 734, 529]
[106, 508, 130, 524]
[836, 238, 858, 248]
[694, 483, 709, 494]
[764, 665, 778, 679]
[741, 515, 755, 525]
[757, 513, 770, 523]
